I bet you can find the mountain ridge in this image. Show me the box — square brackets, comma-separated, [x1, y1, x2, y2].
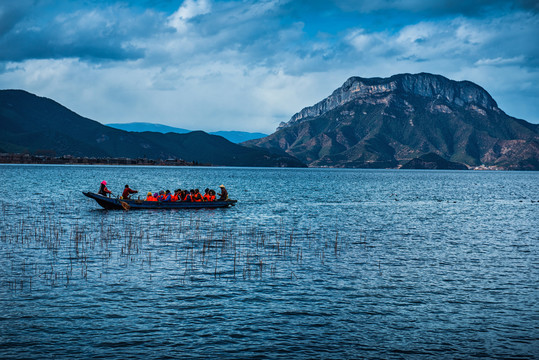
[279, 72, 499, 130]
[246, 73, 538, 170]
[106, 122, 267, 143]
[0, 89, 305, 167]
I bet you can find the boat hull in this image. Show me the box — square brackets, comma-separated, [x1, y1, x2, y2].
[83, 192, 236, 210]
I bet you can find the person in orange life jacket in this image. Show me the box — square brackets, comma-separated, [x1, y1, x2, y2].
[178, 190, 186, 202]
[203, 188, 210, 201]
[189, 189, 195, 201]
[171, 189, 180, 202]
[122, 184, 138, 199]
[182, 190, 191, 202]
[157, 190, 165, 201]
[146, 192, 157, 201]
[209, 189, 216, 202]
[217, 185, 228, 201]
[98, 181, 112, 197]
[162, 190, 172, 202]
[192, 189, 203, 202]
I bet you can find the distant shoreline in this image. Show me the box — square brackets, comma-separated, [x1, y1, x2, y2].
[0, 153, 209, 166]
[1, 153, 523, 170]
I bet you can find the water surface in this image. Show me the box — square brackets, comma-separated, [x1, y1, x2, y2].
[0, 165, 537, 359]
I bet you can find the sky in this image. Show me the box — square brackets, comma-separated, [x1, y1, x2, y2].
[0, 0, 538, 133]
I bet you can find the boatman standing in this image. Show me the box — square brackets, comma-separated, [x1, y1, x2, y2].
[122, 184, 138, 199]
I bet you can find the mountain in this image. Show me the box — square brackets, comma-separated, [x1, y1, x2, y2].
[209, 131, 268, 144]
[0, 90, 305, 167]
[107, 122, 267, 143]
[401, 153, 468, 170]
[107, 122, 190, 134]
[244, 73, 539, 170]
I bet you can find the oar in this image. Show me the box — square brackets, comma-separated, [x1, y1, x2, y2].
[111, 193, 130, 211]
[120, 200, 130, 211]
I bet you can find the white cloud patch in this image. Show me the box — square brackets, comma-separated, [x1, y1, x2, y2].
[167, 0, 211, 33]
[475, 56, 526, 66]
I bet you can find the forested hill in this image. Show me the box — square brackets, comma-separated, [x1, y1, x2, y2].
[0, 90, 305, 167]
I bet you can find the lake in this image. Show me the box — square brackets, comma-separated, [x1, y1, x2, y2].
[0, 165, 537, 359]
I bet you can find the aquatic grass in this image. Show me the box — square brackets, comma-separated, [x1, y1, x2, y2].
[0, 200, 373, 291]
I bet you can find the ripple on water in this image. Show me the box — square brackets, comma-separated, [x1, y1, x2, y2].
[0, 166, 537, 359]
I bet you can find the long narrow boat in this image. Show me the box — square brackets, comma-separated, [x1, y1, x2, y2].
[83, 192, 237, 210]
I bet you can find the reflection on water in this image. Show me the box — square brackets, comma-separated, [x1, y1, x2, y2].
[0, 165, 537, 359]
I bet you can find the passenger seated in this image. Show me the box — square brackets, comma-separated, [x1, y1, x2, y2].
[203, 188, 210, 201]
[163, 190, 172, 202]
[157, 190, 165, 201]
[209, 189, 216, 202]
[192, 189, 203, 202]
[171, 189, 180, 202]
[181, 190, 191, 202]
[146, 192, 157, 201]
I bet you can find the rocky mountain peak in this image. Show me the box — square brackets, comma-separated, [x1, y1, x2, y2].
[278, 73, 498, 130]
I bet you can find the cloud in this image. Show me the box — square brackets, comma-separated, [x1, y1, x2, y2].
[333, 0, 539, 15]
[475, 56, 526, 66]
[0, 0, 34, 36]
[342, 12, 538, 69]
[167, 0, 211, 32]
[0, 4, 165, 62]
[0, 0, 538, 130]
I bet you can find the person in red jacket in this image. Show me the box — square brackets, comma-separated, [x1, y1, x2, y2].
[122, 184, 138, 199]
[98, 181, 112, 197]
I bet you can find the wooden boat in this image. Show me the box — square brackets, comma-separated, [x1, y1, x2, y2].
[83, 192, 237, 210]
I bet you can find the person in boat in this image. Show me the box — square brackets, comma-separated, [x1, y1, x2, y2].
[192, 189, 203, 202]
[181, 190, 191, 202]
[209, 189, 216, 202]
[162, 190, 172, 202]
[171, 189, 180, 202]
[217, 185, 228, 201]
[203, 188, 210, 201]
[98, 181, 112, 197]
[122, 184, 138, 199]
[146, 192, 157, 201]
[157, 190, 165, 201]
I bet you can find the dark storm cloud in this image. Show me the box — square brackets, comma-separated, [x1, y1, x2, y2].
[0, 0, 35, 36]
[330, 0, 538, 15]
[0, 3, 166, 62]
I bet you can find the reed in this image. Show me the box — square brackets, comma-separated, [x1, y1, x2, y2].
[0, 200, 366, 291]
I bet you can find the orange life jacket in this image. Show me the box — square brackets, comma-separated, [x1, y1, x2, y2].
[193, 193, 203, 202]
[171, 194, 178, 202]
[146, 196, 157, 202]
[209, 195, 216, 202]
[203, 194, 210, 201]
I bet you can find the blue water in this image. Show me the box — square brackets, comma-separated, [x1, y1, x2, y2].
[0, 165, 537, 359]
